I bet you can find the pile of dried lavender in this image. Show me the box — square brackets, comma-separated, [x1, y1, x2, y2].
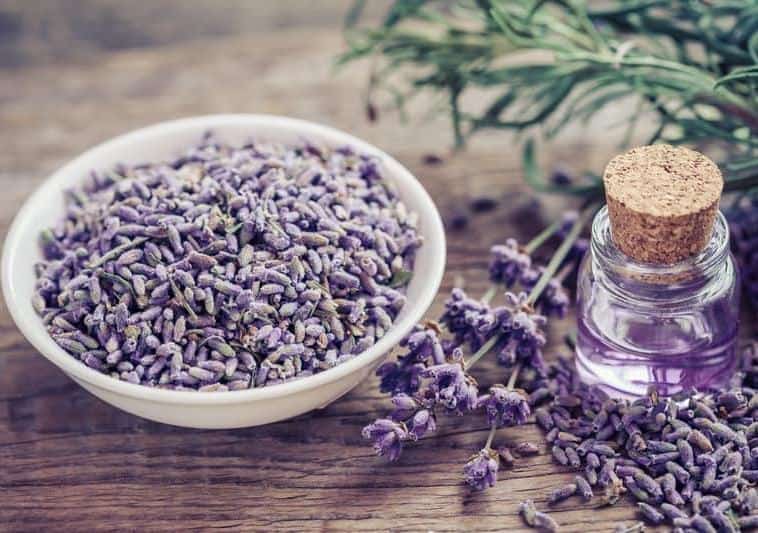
[33, 135, 421, 390]
[523, 348, 758, 532]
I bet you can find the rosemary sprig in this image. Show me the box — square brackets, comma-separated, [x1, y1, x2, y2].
[339, 0, 758, 190]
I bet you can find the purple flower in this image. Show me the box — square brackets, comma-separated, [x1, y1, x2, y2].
[463, 448, 499, 490]
[376, 325, 446, 395]
[408, 409, 437, 439]
[479, 385, 531, 427]
[388, 394, 437, 440]
[520, 267, 570, 318]
[362, 418, 410, 461]
[497, 293, 547, 371]
[489, 239, 531, 287]
[404, 327, 447, 365]
[390, 393, 420, 420]
[376, 358, 426, 395]
[440, 288, 501, 351]
[421, 363, 478, 414]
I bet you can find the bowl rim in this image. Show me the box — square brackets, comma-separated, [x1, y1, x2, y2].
[1, 114, 446, 405]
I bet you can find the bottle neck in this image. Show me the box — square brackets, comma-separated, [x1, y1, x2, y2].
[590, 206, 730, 302]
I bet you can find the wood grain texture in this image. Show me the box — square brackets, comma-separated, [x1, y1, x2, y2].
[0, 2, 673, 531]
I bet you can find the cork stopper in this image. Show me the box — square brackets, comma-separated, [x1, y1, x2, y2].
[603, 145, 723, 265]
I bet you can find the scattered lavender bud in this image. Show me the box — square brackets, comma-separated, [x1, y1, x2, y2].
[470, 196, 498, 212]
[514, 442, 540, 456]
[498, 447, 515, 467]
[519, 499, 538, 527]
[637, 502, 664, 525]
[574, 475, 593, 501]
[665, 461, 691, 485]
[565, 447, 581, 468]
[552, 445, 569, 466]
[686, 430, 713, 452]
[690, 515, 716, 533]
[661, 502, 688, 520]
[677, 439, 694, 469]
[625, 477, 650, 503]
[548, 483, 577, 504]
[533, 511, 559, 533]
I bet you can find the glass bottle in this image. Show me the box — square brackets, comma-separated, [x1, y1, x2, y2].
[575, 206, 740, 397]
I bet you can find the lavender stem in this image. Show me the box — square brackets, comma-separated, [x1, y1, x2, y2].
[484, 422, 497, 450]
[526, 206, 595, 307]
[523, 218, 564, 254]
[507, 362, 522, 390]
[481, 285, 497, 304]
[465, 333, 500, 370]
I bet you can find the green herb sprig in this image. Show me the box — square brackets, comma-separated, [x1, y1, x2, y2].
[339, 0, 758, 192]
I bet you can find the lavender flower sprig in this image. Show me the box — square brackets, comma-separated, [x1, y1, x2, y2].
[363, 205, 595, 490]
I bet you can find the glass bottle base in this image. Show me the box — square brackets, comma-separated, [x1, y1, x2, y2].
[575, 328, 739, 398]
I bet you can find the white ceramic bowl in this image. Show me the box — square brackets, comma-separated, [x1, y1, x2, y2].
[2, 114, 445, 429]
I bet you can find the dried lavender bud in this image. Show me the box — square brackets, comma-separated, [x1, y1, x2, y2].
[651, 451, 681, 465]
[598, 459, 617, 487]
[470, 196, 498, 213]
[677, 439, 694, 469]
[708, 511, 738, 533]
[514, 442, 540, 456]
[637, 502, 664, 525]
[711, 474, 739, 492]
[616, 465, 643, 479]
[548, 483, 577, 504]
[529, 387, 552, 406]
[673, 517, 693, 528]
[565, 447, 581, 468]
[690, 515, 716, 533]
[557, 431, 581, 444]
[591, 443, 616, 457]
[719, 451, 742, 473]
[498, 447, 515, 467]
[519, 500, 538, 527]
[710, 421, 746, 446]
[533, 511, 559, 533]
[647, 440, 678, 453]
[586, 452, 600, 469]
[661, 473, 684, 506]
[712, 442, 735, 464]
[661, 502, 688, 520]
[574, 475, 593, 501]
[686, 429, 713, 452]
[585, 465, 598, 486]
[625, 477, 650, 503]
[552, 445, 569, 466]
[665, 461, 691, 485]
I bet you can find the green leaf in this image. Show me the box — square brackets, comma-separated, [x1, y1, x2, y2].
[344, 0, 367, 28]
[389, 269, 413, 288]
[714, 66, 758, 90]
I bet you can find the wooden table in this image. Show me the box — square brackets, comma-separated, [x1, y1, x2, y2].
[0, 3, 664, 531]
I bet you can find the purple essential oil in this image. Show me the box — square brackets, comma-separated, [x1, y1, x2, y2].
[575, 146, 739, 397]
